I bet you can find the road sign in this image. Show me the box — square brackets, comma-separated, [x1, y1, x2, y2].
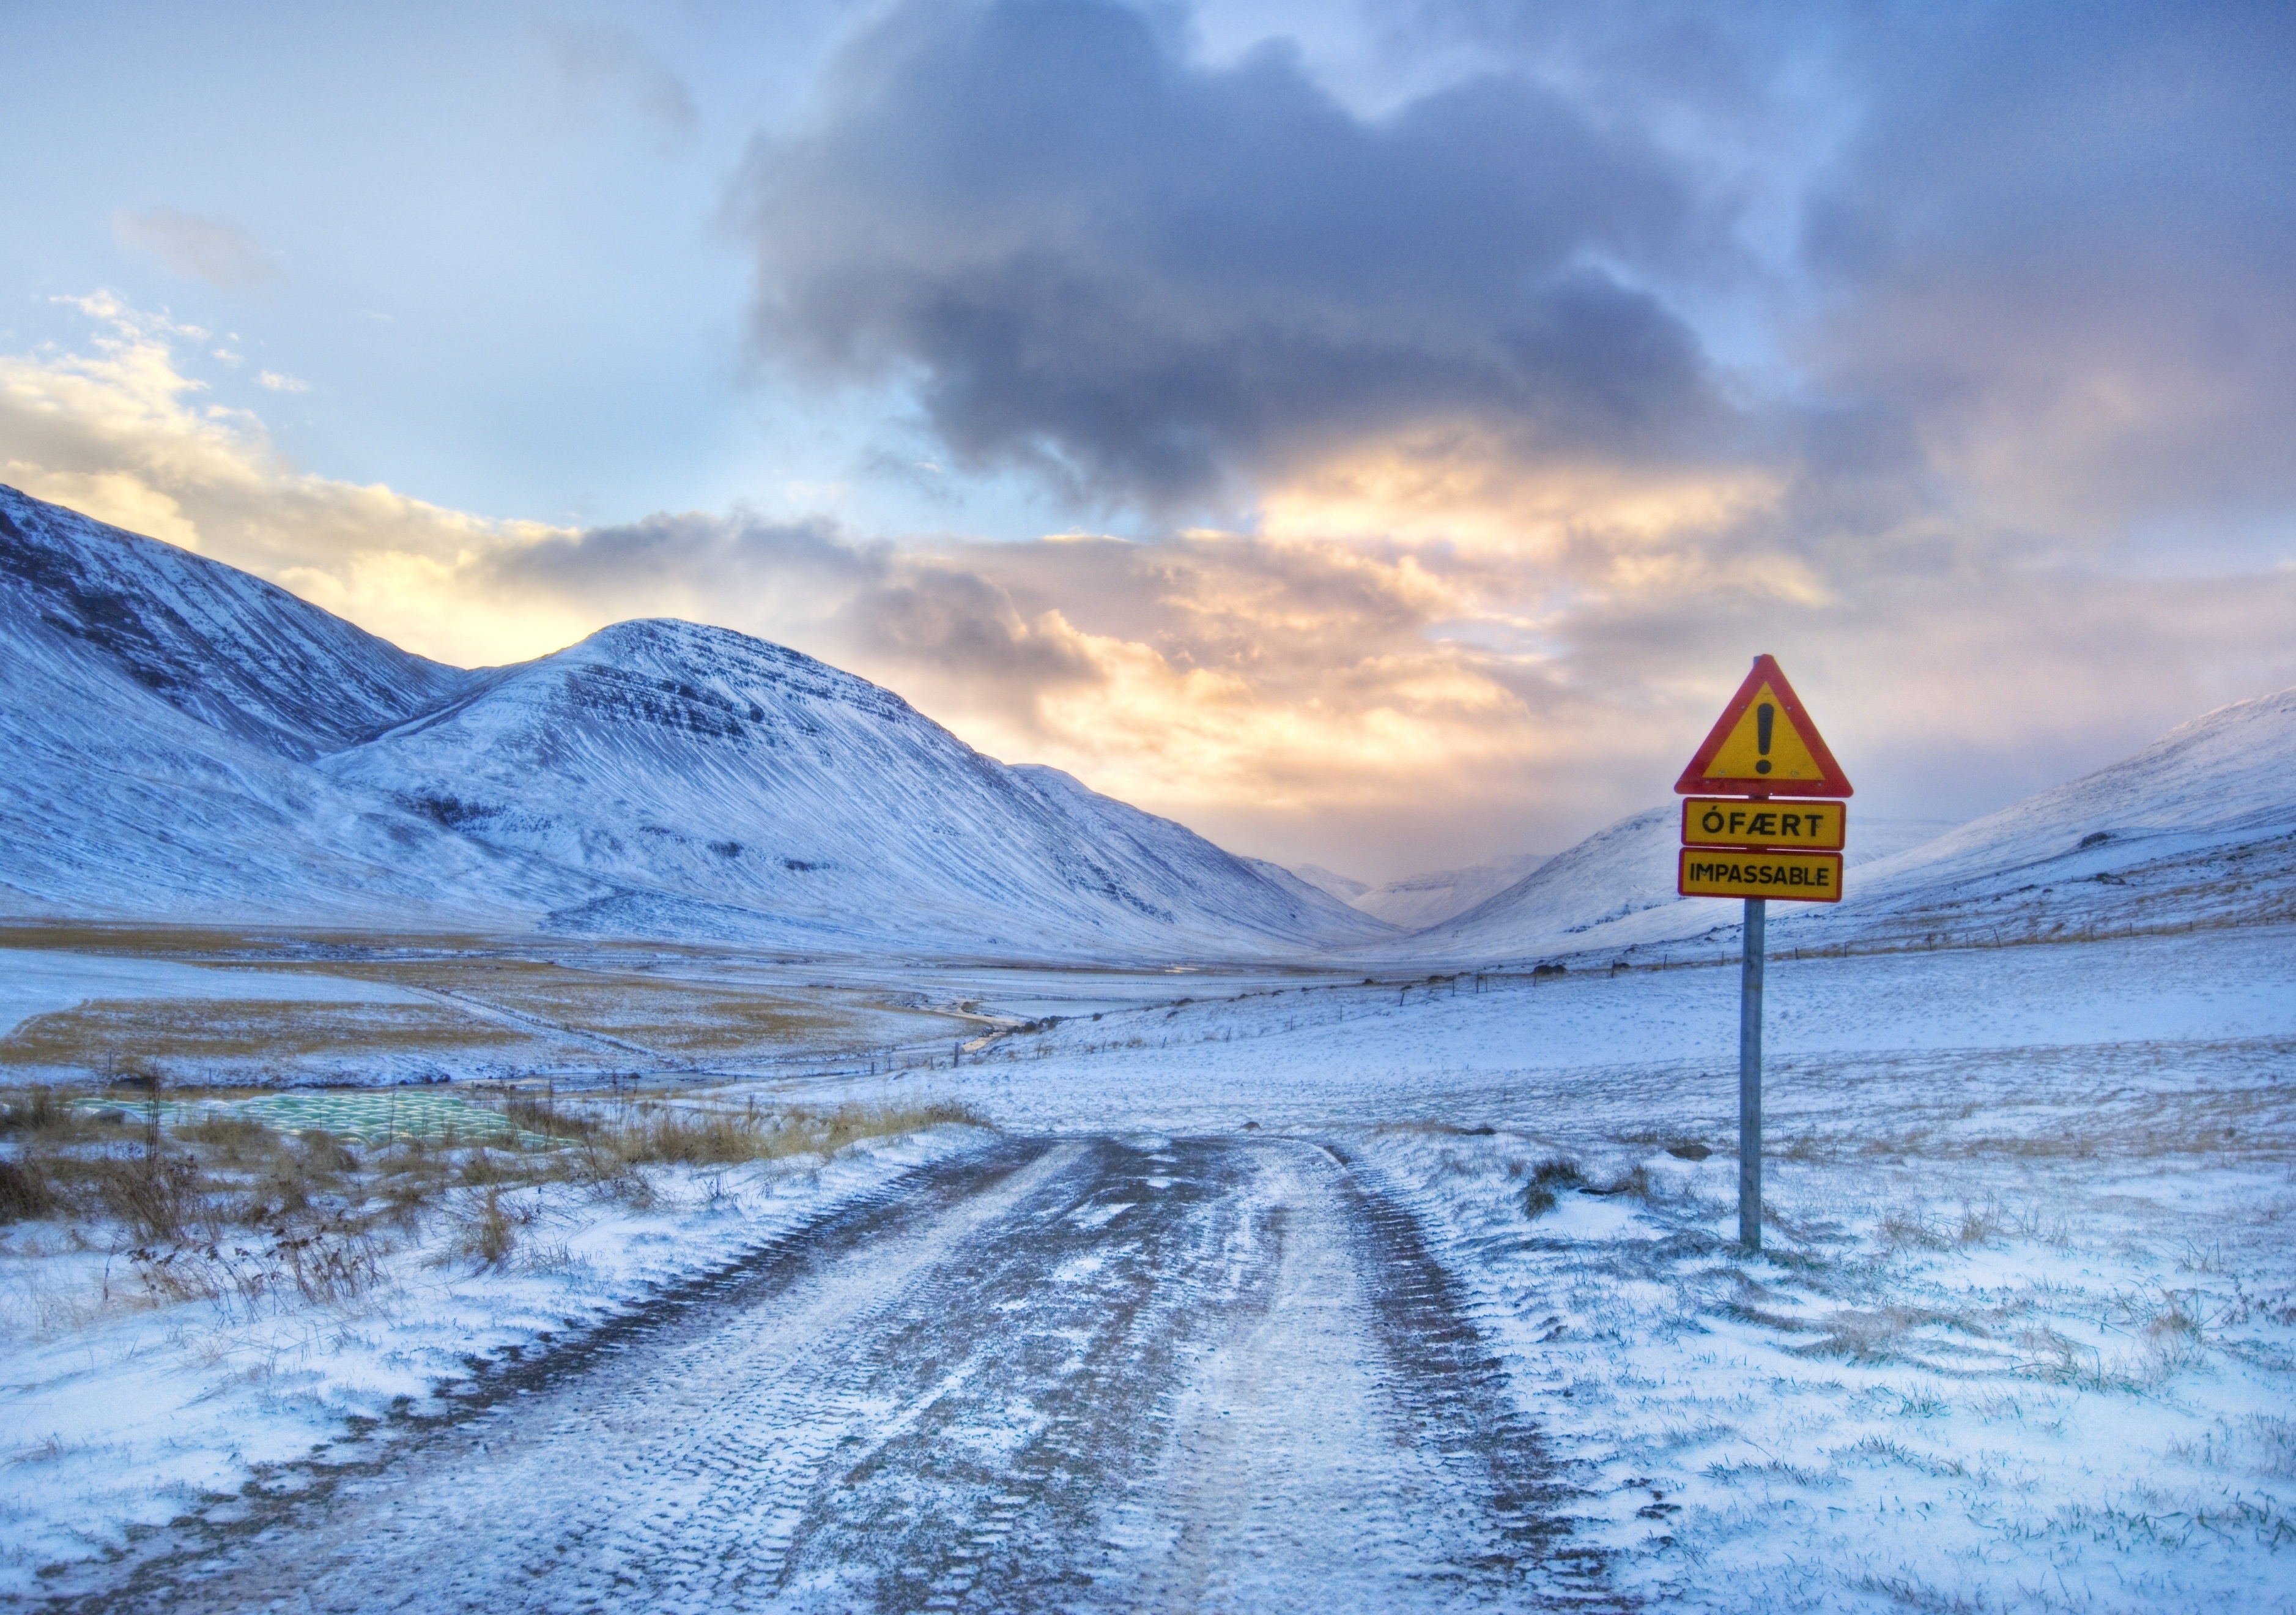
[1681, 796, 1846, 851]
[1674, 654, 1853, 797]
[1670, 654, 1855, 1255]
[1677, 847, 1845, 902]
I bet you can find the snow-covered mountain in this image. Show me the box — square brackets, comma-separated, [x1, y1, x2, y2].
[0, 488, 483, 759]
[1794, 686, 2296, 949]
[1394, 688, 2296, 964]
[321, 617, 1390, 955]
[1390, 807, 1961, 961]
[1289, 864, 1369, 904]
[0, 488, 1383, 959]
[0, 489, 590, 927]
[1338, 853, 1552, 930]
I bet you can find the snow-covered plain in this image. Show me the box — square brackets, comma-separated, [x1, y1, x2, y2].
[0, 952, 427, 1040]
[788, 927, 2296, 1613]
[6, 926, 2289, 1610]
[0, 1122, 993, 1599]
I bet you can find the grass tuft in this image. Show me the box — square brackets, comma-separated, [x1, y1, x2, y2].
[1521, 1157, 1584, 1220]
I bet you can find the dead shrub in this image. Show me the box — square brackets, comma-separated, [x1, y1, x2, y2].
[503, 1091, 596, 1141]
[1585, 1163, 1654, 1201]
[298, 1129, 359, 1172]
[0, 1156, 58, 1222]
[250, 1156, 315, 1220]
[454, 1189, 517, 1268]
[130, 1221, 382, 1312]
[173, 1113, 273, 1162]
[615, 1105, 771, 1167]
[93, 1153, 206, 1242]
[0, 1086, 62, 1134]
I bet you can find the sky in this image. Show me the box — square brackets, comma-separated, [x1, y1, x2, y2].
[2, 0, 2292, 882]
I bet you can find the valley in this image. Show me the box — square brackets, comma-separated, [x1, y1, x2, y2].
[4, 485, 2294, 1611]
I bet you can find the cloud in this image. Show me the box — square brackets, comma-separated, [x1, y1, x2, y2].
[16, 0, 2296, 902]
[1390, 0, 2296, 557]
[113, 207, 281, 291]
[1793, 3, 2296, 539]
[255, 371, 308, 392]
[734, 0, 1726, 511]
[542, 22, 699, 152]
[0, 295, 579, 663]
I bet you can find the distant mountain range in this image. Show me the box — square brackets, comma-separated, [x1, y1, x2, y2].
[1385, 694, 2296, 964]
[0, 486, 1390, 961]
[1291, 855, 1552, 931]
[5, 483, 2288, 966]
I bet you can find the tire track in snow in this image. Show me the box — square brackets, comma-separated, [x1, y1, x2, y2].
[50, 1136, 1616, 1613]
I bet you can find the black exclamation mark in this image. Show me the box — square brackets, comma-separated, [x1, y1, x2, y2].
[1755, 703, 1774, 774]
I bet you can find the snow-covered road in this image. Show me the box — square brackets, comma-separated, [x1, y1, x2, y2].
[59, 1137, 1616, 1614]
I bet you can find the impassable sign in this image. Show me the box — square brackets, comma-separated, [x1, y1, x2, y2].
[1680, 796, 1846, 851]
[1674, 654, 1853, 797]
[1671, 653, 1854, 1253]
[1678, 847, 1845, 901]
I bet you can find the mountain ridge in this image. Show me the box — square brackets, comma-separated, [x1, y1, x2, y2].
[0, 487, 1382, 960]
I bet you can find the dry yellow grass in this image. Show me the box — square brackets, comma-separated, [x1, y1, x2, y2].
[0, 932, 972, 1075]
[0, 999, 522, 1074]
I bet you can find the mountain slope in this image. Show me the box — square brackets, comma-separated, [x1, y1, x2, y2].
[0, 487, 482, 760]
[1791, 686, 2296, 948]
[0, 573, 592, 927]
[1394, 688, 2296, 964]
[0, 486, 1385, 956]
[319, 618, 1392, 957]
[1342, 853, 1552, 930]
[1391, 809, 1962, 962]
[1289, 864, 1369, 904]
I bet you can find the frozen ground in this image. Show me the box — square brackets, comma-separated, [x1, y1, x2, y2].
[801, 926, 2296, 1612]
[0, 952, 426, 1040]
[3, 926, 2291, 1610]
[0, 1119, 994, 1602]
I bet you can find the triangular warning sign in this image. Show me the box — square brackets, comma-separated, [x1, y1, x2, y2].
[1674, 654, 1853, 797]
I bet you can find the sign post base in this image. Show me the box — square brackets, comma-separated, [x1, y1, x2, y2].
[1740, 896, 1765, 1253]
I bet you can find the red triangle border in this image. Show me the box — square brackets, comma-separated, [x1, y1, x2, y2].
[1673, 654, 1854, 798]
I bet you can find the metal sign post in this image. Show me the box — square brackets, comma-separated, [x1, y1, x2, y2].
[1672, 655, 1853, 1255]
[1739, 896, 1764, 1252]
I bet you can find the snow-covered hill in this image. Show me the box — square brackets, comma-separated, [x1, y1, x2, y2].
[0, 491, 591, 927]
[1391, 809, 1961, 962]
[0, 488, 1383, 959]
[1394, 688, 2296, 965]
[1289, 864, 1369, 904]
[1790, 687, 2296, 949]
[0, 488, 483, 760]
[322, 618, 1388, 956]
[1338, 853, 1552, 930]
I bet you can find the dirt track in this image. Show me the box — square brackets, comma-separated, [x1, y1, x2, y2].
[61, 1137, 1620, 1613]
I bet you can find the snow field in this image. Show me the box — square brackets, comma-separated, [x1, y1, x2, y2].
[0, 1117, 992, 1599]
[0, 951, 427, 1041]
[813, 926, 2296, 1611]
[1, 926, 2288, 1607]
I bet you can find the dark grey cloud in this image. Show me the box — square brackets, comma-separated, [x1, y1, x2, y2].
[1798, 3, 2296, 530]
[735, 0, 1722, 509]
[1402, 0, 2296, 544]
[492, 508, 880, 598]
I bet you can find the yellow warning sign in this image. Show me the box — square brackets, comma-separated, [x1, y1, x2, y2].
[1681, 796, 1847, 850]
[1677, 848, 1844, 902]
[1704, 683, 1824, 784]
[1674, 654, 1853, 798]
